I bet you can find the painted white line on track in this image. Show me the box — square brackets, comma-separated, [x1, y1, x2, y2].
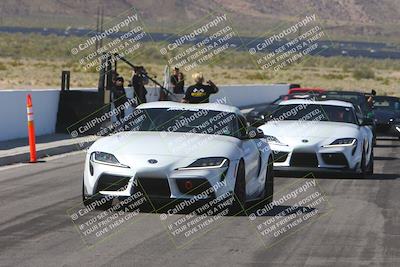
[0, 150, 86, 171]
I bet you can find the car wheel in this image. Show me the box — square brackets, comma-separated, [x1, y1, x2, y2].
[367, 150, 374, 175]
[229, 160, 246, 215]
[263, 156, 274, 204]
[359, 149, 367, 178]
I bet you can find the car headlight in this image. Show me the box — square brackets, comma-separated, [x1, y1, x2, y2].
[90, 152, 129, 168]
[265, 135, 286, 146]
[179, 157, 229, 170]
[323, 138, 357, 147]
[390, 118, 400, 124]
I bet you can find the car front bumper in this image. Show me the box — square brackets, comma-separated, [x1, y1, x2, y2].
[376, 123, 400, 137]
[83, 156, 239, 202]
[270, 143, 361, 172]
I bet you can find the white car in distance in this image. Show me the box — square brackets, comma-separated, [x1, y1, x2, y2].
[259, 99, 374, 176]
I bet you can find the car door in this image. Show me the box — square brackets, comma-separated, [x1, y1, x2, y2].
[237, 116, 262, 197]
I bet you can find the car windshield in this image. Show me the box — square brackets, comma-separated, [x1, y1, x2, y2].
[271, 104, 358, 124]
[127, 108, 240, 137]
[374, 98, 400, 111]
[321, 93, 363, 105]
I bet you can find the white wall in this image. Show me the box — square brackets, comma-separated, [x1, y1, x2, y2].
[0, 84, 290, 141]
[0, 90, 60, 141]
[210, 84, 291, 108]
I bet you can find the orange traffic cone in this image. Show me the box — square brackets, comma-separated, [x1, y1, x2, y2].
[26, 94, 37, 163]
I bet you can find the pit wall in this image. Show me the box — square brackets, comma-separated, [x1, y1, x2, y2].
[0, 84, 290, 141]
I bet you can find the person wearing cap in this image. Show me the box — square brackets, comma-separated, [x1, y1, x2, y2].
[112, 76, 127, 122]
[182, 73, 218, 104]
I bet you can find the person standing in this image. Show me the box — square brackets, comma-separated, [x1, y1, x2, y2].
[112, 76, 127, 122]
[170, 67, 180, 94]
[182, 73, 218, 104]
[175, 72, 185, 94]
[131, 66, 148, 105]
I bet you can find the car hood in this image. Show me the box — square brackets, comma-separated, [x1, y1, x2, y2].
[89, 131, 241, 160]
[259, 121, 360, 146]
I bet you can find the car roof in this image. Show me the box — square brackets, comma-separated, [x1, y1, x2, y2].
[289, 87, 325, 91]
[279, 99, 355, 108]
[137, 101, 241, 114]
[323, 90, 364, 96]
[375, 96, 399, 100]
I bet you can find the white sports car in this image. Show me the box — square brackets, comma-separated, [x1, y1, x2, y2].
[259, 99, 374, 176]
[83, 101, 274, 211]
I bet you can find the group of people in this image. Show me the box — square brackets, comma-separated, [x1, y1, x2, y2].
[170, 67, 219, 103]
[111, 66, 219, 122]
[111, 66, 148, 121]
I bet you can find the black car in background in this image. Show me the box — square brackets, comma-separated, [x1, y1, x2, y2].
[373, 96, 400, 139]
[245, 94, 317, 127]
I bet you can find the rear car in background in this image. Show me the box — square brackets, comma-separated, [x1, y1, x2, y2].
[288, 87, 325, 95]
[246, 93, 317, 127]
[258, 99, 374, 177]
[373, 96, 400, 139]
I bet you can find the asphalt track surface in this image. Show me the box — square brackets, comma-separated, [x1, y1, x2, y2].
[0, 137, 399, 267]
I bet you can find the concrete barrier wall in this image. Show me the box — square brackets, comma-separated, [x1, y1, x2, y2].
[0, 84, 290, 141]
[211, 84, 290, 107]
[0, 90, 60, 141]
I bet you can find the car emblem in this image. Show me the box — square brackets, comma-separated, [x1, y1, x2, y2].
[302, 139, 309, 143]
[148, 159, 158, 164]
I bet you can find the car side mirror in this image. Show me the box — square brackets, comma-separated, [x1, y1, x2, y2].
[264, 114, 273, 122]
[247, 127, 264, 139]
[361, 117, 373, 126]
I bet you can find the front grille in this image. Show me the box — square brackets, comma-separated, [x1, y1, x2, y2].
[290, 152, 318, 167]
[176, 179, 214, 197]
[273, 151, 289, 163]
[136, 177, 171, 198]
[321, 153, 348, 167]
[96, 174, 131, 192]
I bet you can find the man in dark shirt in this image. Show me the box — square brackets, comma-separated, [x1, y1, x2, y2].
[131, 66, 148, 105]
[112, 76, 127, 122]
[182, 73, 218, 103]
[170, 67, 185, 94]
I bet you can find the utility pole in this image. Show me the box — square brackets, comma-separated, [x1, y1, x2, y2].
[99, 6, 104, 49]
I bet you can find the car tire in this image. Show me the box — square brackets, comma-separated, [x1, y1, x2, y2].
[263, 156, 274, 204]
[366, 150, 374, 175]
[359, 149, 367, 178]
[229, 160, 246, 215]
